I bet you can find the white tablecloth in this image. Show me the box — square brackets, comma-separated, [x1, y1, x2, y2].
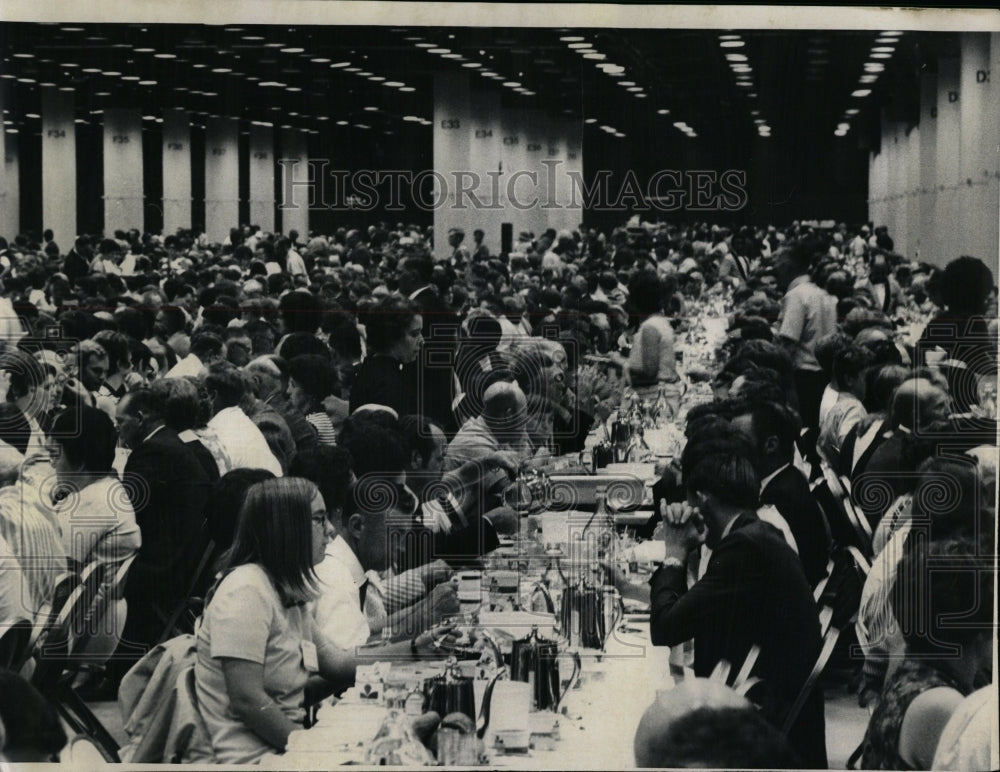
[265, 623, 672, 769]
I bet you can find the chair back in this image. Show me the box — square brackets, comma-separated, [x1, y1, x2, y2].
[156, 535, 217, 644]
[780, 622, 842, 735]
[31, 561, 104, 690]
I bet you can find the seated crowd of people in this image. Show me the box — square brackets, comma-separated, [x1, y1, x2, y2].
[0, 218, 995, 769]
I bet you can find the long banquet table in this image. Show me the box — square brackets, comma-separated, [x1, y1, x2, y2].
[263, 614, 674, 770]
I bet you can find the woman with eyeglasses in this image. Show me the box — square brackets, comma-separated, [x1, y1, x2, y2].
[194, 477, 355, 763]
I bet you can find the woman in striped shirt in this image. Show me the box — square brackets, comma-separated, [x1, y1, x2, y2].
[286, 355, 339, 447]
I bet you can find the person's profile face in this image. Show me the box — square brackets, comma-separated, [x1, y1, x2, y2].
[80, 354, 109, 391]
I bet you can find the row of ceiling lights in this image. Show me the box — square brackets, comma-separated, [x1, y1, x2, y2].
[837, 30, 903, 136]
[560, 34, 691, 140]
[719, 33, 768, 138]
[2, 25, 432, 137]
[408, 33, 536, 96]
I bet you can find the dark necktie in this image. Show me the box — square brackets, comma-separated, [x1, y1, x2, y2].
[359, 578, 369, 612]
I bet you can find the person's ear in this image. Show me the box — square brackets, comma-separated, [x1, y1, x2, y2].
[346, 512, 365, 540]
[410, 450, 422, 471]
[763, 435, 780, 457]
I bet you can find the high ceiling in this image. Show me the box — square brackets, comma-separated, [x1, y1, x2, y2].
[0, 23, 949, 153]
[0, 22, 962, 227]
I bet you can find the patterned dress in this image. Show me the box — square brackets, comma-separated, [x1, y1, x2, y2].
[857, 659, 967, 770]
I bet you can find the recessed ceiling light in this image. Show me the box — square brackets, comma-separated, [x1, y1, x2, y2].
[153, 53, 176, 59]
[311, 58, 330, 64]
[736, 81, 752, 87]
[634, 93, 646, 98]
[865, 63, 885, 72]
[719, 34, 741, 41]
[242, 35, 265, 41]
[872, 46, 895, 53]
[102, 71, 122, 76]
[364, 106, 378, 111]
[59, 86, 75, 91]
[24, 113, 40, 119]
[462, 62, 482, 68]
[428, 48, 450, 54]
[731, 65, 752, 73]
[442, 54, 463, 59]
[584, 117, 597, 123]
[845, 108, 860, 115]
[336, 120, 348, 125]
[614, 132, 625, 138]
[503, 81, 521, 87]
[852, 89, 871, 97]
[280, 47, 304, 54]
[122, 75, 141, 81]
[560, 36, 585, 42]
[754, 118, 765, 124]
[720, 41, 745, 48]
[12, 53, 35, 59]
[368, 76, 385, 81]
[627, 86, 643, 92]
[881, 31, 904, 36]
[870, 53, 891, 59]
[212, 68, 232, 74]
[82, 68, 101, 73]
[345, 67, 361, 73]
[521, 90, 535, 96]
[357, 71, 373, 77]
[619, 81, 635, 86]
[583, 53, 606, 60]
[657, 108, 670, 115]
[598, 64, 625, 74]
[860, 74, 878, 83]
[874, 37, 897, 44]
[134, 47, 155, 53]
[330, 62, 351, 68]
[399, 86, 415, 92]
[383, 81, 404, 87]
[568, 43, 593, 49]
[725, 53, 748, 62]
[286, 87, 301, 92]
[415, 42, 436, 48]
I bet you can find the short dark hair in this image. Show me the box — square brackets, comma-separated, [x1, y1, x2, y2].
[190, 331, 225, 361]
[151, 377, 202, 431]
[204, 362, 246, 409]
[399, 414, 442, 468]
[940, 255, 994, 316]
[635, 706, 800, 769]
[339, 417, 407, 478]
[289, 446, 354, 515]
[287, 354, 339, 401]
[343, 475, 416, 528]
[832, 344, 873, 390]
[361, 295, 419, 353]
[681, 426, 759, 508]
[51, 404, 117, 474]
[92, 329, 132, 374]
[732, 398, 799, 465]
[279, 290, 322, 334]
[277, 331, 332, 361]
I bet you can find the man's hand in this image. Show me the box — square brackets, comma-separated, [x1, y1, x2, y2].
[418, 560, 455, 592]
[660, 502, 706, 559]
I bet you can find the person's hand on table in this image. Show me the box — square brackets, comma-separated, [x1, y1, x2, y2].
[659, 502, 706, 562]
[412, 620, 460, 657]
[418, 559, 455, 591]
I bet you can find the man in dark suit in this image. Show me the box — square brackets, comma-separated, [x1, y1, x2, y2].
[649, 430, 827, 769]
[398, 256, 459, 435]
[730, 399, 830, 588]
[107, 388, 212, 684]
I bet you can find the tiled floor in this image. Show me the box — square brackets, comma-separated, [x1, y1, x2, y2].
[87, 687, 871, 769]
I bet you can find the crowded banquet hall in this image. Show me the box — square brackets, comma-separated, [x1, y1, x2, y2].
[0, 7, 997, 770]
